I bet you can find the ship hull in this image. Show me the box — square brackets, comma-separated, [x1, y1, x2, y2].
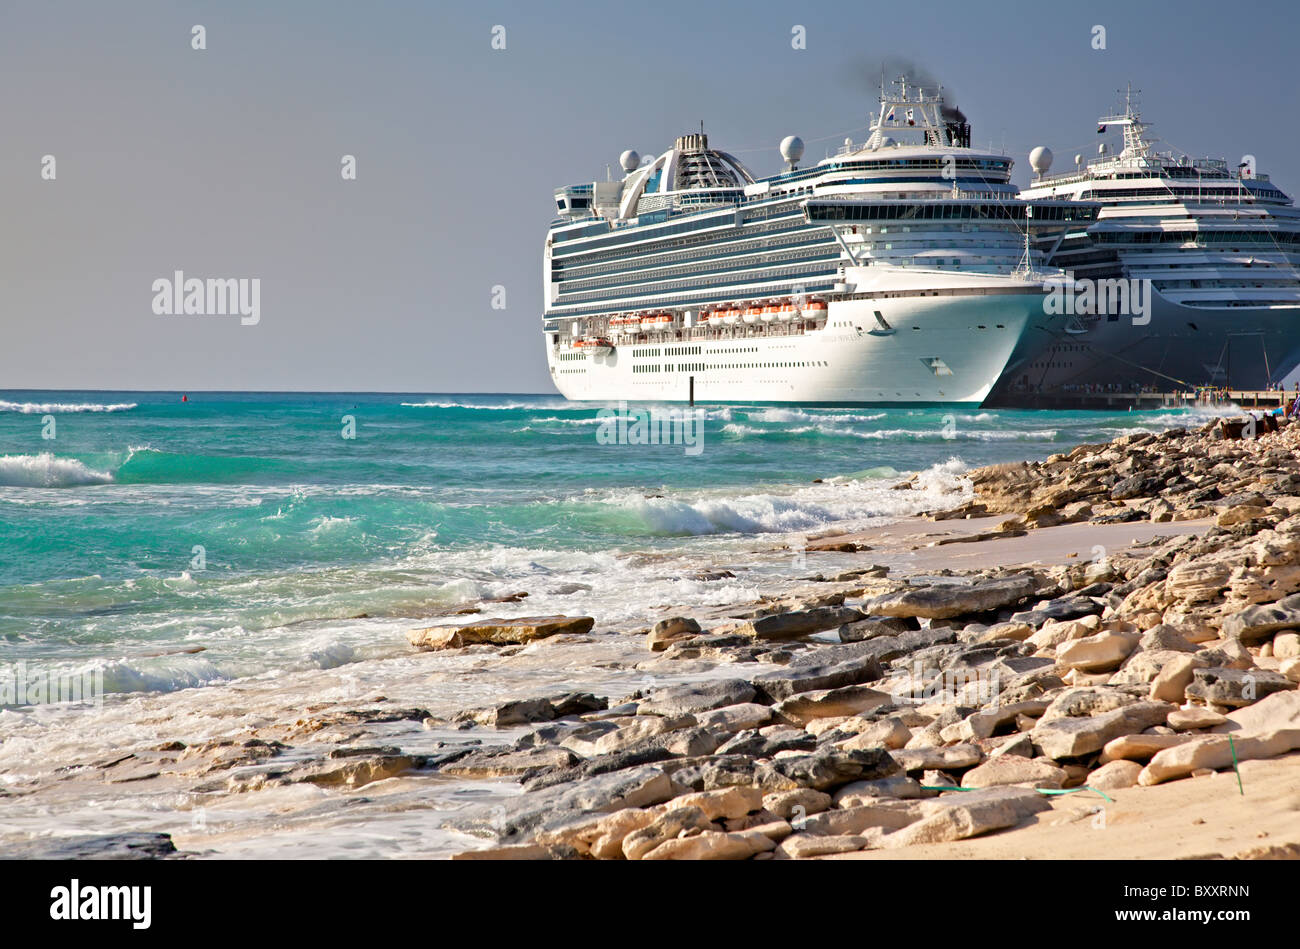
[547, 291, 1056, 405]
[986, 290, 1300, 404]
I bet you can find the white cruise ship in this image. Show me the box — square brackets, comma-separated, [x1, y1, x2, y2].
[542, 81, 1085, 404]
[995, 88, 1300, 399]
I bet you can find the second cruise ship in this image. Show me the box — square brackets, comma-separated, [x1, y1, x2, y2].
[992, 88, 1300, 400]
[542, 80, 1089, 404]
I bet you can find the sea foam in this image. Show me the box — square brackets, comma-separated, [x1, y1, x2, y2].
[0, 453, 115, 488]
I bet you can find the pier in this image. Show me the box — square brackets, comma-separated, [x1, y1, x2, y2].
[988, 388, 1294, 412]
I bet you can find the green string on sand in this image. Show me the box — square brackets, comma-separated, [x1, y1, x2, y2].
[920, 784, 1115, 803]
[1229, 735, 1244, 795]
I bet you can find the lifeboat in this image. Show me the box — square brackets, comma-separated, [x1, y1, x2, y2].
[649, 313, 674, 328]
[762, 304, 781, 322]
[742, 305, 762, 324]
[777, 303, 797, 321]
[576, 336, 613, 355]
[723, 307, 740, 326]
[803, 300, 828, 321]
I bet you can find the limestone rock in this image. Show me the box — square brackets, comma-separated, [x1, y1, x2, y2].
[1098, 732, 1196, 764]
[877, 787, 1051, 848]
[739, 607, 864, 641]
[1164, 561, 1233, 604]
[1149, 654, 1203, 703]
[775, 834, 869, 859]
[1167, 707, 1229, 731]
[1086, 759, 1142, 790]
[640, 830, 764, 861]
[622, 806, 713, 860]
[1056, 630, 1140, 672]
[890, 744, 984, 773]
[867, 574, 1041, 620]
[1184, 667, 1296, 709]
[1221, 594, 1300, 643]
[959, 756, 1068, 789]
[442, 746, 578, 778]
[773, 685, 892, 726]
[833, 774, 924, 806]
[409, 615, 594, 650]
[648, 616, 701, 651]
[1031, 700, 1173, 759]
[1273, 632, 1300, 659]
[762, 788, 832, 821]
[668, 786, 763, 821]
[693, 703, 772, 733]
[801, 801, 922, 836]
[835, 717, 912, 751]
[637, 678, 757, 717]
[760, 748, 900, 791]
[1139, 729, 1300, 785]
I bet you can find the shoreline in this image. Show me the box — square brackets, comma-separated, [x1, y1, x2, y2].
[5, 412, 1300, 860]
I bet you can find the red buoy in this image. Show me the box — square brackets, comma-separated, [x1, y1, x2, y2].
[181, 394, 188, 402]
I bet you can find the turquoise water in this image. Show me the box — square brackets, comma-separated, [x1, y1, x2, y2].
[0, 391, 1219, 697]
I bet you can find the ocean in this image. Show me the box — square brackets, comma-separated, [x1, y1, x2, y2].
[0, 391, 1225, 702]
[0, 390, 1240, 856]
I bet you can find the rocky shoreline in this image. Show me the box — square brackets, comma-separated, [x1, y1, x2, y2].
[430, 414, 1300, 859]
[9, 412, 1300, 860]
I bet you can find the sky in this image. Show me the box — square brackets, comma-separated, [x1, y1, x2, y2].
[2, 0, 1299, 393]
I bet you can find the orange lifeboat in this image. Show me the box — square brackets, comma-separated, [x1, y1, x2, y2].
[803, 300, 828, 321]
[742, 305, 762, 324]
[762, 304, 781, 322]
[777, 303, 797, 321]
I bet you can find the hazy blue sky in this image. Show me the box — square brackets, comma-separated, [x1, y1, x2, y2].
[3, 0, 1298, 392]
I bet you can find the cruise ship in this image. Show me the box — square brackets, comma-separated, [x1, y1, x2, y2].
[991, 89, 1300, 401]
[542, 81, 1089, 404]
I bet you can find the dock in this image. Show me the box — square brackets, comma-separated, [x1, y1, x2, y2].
[986, 388, 1294, 412]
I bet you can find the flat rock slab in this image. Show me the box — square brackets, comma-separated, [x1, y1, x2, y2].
[409, 615, 595, 650]
[878, 787, 1051, 848]
[637, 679, 757, 717]
[446, 765, 675, 842]
[1214, 690, 1300, 736]
[773, 685, 892, 726]
[867, 574, 1040, 620]
[1139, 729, 1300, 785]
[1031, 700, 1173, 760]
[1222, 594, 1300, 643]
[442, 746, 579, 778]
[739, 607, 864, 641]
[1185, 667, 1296, 709]
[960, 756, 1068, 789]
[891, 744, 983, 773]
[5, 833, 180, 860]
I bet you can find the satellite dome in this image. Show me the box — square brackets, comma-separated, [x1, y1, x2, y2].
[1098, 143, 1109, 156]
[1074, 153, 1083, 168]
[881, 136, 897, 148]
[619, 150, 640, 173]
[844, 137, 853, 147]
[1029, 146, 1053, 174]
[780, 135, 805, 165]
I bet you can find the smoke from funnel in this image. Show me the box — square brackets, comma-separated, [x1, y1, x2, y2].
[857, 56, 961, 119]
